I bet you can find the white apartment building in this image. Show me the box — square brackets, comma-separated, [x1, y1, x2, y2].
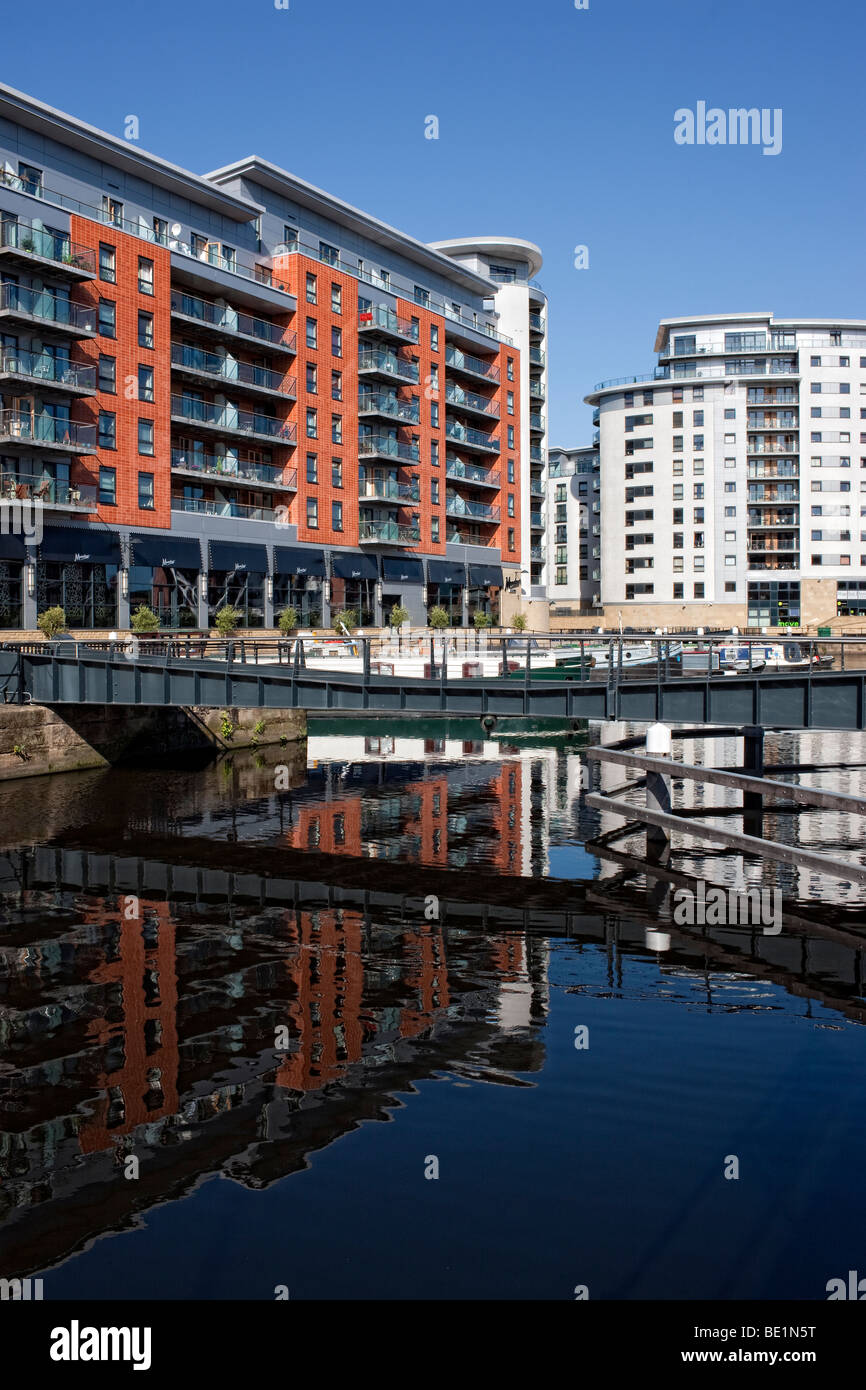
[546, 445, 601, 626]
[430, 238, 550, 616]
[585, 313, 866, 629]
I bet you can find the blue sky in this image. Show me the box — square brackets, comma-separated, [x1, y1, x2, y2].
[2, 0, 862, 444]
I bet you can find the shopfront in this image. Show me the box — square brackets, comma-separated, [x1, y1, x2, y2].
[38, 526, 120, 628]
[129, 533, 201, 630]
[426, 559, 465, 625]
[207, 540, 267, 628]
[381, 554, 423, 622]
[467, 563, 503, 624]
[0, 532, 24, 628]
[330, 550, 377, 626]
[273, 545, 325, 628]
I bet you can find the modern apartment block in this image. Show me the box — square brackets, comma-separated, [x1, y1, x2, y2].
[428, 239, 550, 619]
[586, 313, 866, 629]
[546, 445, 601, 626]
[0, 84, 537, 633]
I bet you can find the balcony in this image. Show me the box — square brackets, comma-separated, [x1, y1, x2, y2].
[529, 380, 545, 401]
[748, 462, 799, 480]
[170, 291, 296, 354]
[747, 511, 799, 528]
[444, 420, 499, 454]
[358, 479, 420, 503]
[530, 445, 544, 463]
[747, 538, 799, 553]
[358, 305, 419, 343]
[529, 345, 545, 366]
[170, 343, 296, 398]
[530, 545, 544, 561]
[444, 347, 500, 385]
[358, 520, 420, 544]
[747, 556, 800, 571]
[357, 349, 420, 384]
[170, 450, 297, 491]
[529, 413, 545, 434]
[747, 389, 798, 405]
[746, 439, 799, 455]
[0, 471, 96, 512]
[748, 486, 799, 503]
[0, 349, 96, 395]
[0, 283, 96, 336]
[443, 383, 500, 420]
[445, 457, 500, 490]
[530, 481, 544, 497]
[530, 512, 544, 530]
[747, 414, 798, 430]
[529, 312, 545, 334]
[357, 393, 420, 424]
[0, 217, 96, 278]
[445, 495, 500, 522]
[171, 495, 278, 523]
[358, 435, 420, 463]
[0, 409, 97, 453]
[592, 407, 600, 426]
[170, 396, 297, 446]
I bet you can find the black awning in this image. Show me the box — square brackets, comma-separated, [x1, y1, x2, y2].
[381, 555, 423, 584]
[0, 533, 25, 560]
[208, 540, 268, 573]
[40, 527, 121, 564]
[273, 545, 326, 577]
[427, 559, 465, 585]
[469, 564, 503, 588]
[131, 533, 202, 569]
[331, 551, 378, 581]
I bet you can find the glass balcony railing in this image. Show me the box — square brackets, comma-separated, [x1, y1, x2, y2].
[358, 435, 420, 462]
[0, 471, 96, 509]
[358, 478, 420, 502]
[530, 481, 544, 497]
[443, 384, 500, 418]
[445, 458, 500, 488]
[529, 381, 545, 401]
[170, 344, 296, 395]
[529, 345, 545, 366]
[357, 350, 420, 383]
[0, 283, 96, 332]
[747, 415, 798, 429]
[0, 409, 96, 450]
[444, 421, 499, 452]
[530, 445, 544, 463]
[530, 544, 544, 560]
[170, 396, 297, 443]
[357, 393, 420, 424]
[358, 305, 419, 341]
[0, 217, 96, 274]
[746, 440, 798, 455]
[170, 450, 296, 488]
[171, 496, 278, 522]
[529, 413, 545, 432]
[358, 520, 420, 544]
[445, 495, 499, 521]
[0, 349, 96, 391]
[530, 512, 543, 529]
[170, 291, 296, 351]
[444, 347, 500, 384]
[529, 312, 545, 334]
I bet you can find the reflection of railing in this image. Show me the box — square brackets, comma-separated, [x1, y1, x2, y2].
[0, 472, 97, 508]
[0, 410, 97, 449]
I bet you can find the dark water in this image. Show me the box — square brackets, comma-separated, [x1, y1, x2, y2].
[1, 722, 865, 1300]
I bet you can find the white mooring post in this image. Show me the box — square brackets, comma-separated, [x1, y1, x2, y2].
[645, 722, 672, 844]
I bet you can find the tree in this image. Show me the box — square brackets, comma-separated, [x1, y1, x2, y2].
[473, 610, 492, 629]
[278, 606, 299, 633]
[389, 604, 409, 628]
[214, 604, 242, 636]
[130, 604, 160, 633]
[513, 613, 528, 632]
[37, 606, 66, 639]
[428, 606, 449, 629]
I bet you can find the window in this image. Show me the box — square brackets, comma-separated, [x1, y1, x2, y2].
[138, 418, 154, 455]
[507, 458, 515, 484]
[380, 270, 390, 289]
[98, 411, 116, 450]
[331, 326, 342, 357]
[319, 241, 339, 267]
[306, 318, 317, 349]
[98, 299, 116, 338]
[507, 391, 514, 415]
[414, 285, 430, 306]
[98, 355, 116, 393]
[693, 410, 704, 426]
[305, 362, 319, 395]
[507, 494, 515, 517]
[725, 555, 737, 566]
[331, 414, 342, 444]
[725, 581, 736, 592]
[672, 508, 684, 524]
[332, 458, 343, 488]
[306, 452, 318, 483]
[138, 365, 154, 403]
[694, 582, 705, 598]
[694, 532, 704, 548]
[102, 196, 123, 227]
[673, 583, 684, 599]
[138, 471, 154, 510]
[508, 425, 515, 449]
[724, 408, 736, 420]
[431, 325, 439, 352]
[17, 161, 42, 195]
[306, 273, 317, 304]
[283, 224, 299, 252]
[673, 412, 684, 428]
[431, 478, 439, 505]
[725, 530, 737, 542]
[331, 282, 342, 314]
[431, 439, 439, 467]
[692, 387, 704, 401]
[725, 506, 737, 517]
[153, 216, 168, 245]
[306, 408, 318, 439]
[694, 483, 704, 499]
[331, 370, 342, 401]
[508, 528, 516, 552]
[138, 312, 154, 349]
[431, 516, 440, 543]
[138, 257, 154, 295]
[431, 401, 439, 430]
[507, 358, 515, 382]
[724, 482, 736, 493]
[693, 434, 704, 450]
[332, 500, 343, 531]
[99, 243, 116, 283]
[99, 465, 116, 505]
[307, 496, 318, 528]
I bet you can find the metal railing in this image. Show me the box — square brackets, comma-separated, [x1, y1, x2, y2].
[0, 472, 97, 508]
[0, 410, 96, 449]
[358, 306, 419, 341]
[445, 495, 500, 521]
[358, 520, 420, 543]
[357, 393, 420, 423]
[358, 479, 420, 502]
[445, 458, 500, 487]
[0, 216, 96, 273]
[444, 347, 501, 383]
[0, 349, 96, 391]
[170, 496, 278, 522]
[170, 344, 296, 395]
[357, 349, 420, 383]
[444, 421, 499, 452]
[443, 384, 500, 418]
[358, 435, 420, 462]
[170, 450, 297, 488]
[0, 283, 96, 332]
[170, 396, 297, 443]
[170, 291, 296, 351]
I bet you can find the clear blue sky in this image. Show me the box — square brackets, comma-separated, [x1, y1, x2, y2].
[2, 0, 862, 444]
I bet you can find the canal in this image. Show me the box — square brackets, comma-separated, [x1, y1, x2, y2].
[1, 719, 865, 1300]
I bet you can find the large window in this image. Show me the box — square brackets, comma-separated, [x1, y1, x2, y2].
[747, 581, 800, 626]
[208, 567, 265, 628]
[38, 561, 118, 628]
[130, 563, 198, 629]
[0, 560, 23, 627]
[273, 572, 323, 627]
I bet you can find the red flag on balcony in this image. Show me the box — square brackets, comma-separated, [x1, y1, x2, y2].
[359, 312, 373, 322]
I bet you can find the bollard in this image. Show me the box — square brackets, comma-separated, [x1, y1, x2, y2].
[645, 722, 672, 847]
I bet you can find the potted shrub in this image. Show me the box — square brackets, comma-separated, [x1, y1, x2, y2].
[513, 613, 528, 632]
[389, 604, 409, 628]
[37, 606, 66, 640]
[473, 611, 492, 630]
[428, 606, 449, 629]
[278, 606, 299, 634]
[332, 609, 357, 634]
[130, 604, 160, 633]
[214, 604, 242, 636]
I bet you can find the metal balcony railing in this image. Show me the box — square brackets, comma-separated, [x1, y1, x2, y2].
[444, 384, 500, 418]
[357, 393, 420, 424]
[170, 450, 297, 488]
[357, 350, 420, 383]
[444, 421, 499, 452]
[170, 291, 296, 351]
[358, 520, 420, 543]
[171, 343, 296, 395]
[0, 349, 96, 391]
[0, 472, 96, 509]
[358, 435, 420, 462]
[0, 216, 96, 274]
[170, 396, 297, 443]
[0, 283, 96, 332]
[0, 409, 96, 450]
[444, 347, 500, 383]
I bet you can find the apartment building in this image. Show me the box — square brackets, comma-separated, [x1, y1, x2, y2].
[586, 313, 866, 630]
[428, 238, 550, 621]
[0, 84, 536, 633]
[546, 444, 601, 626]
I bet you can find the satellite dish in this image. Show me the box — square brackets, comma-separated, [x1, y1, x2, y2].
[170, 222, 182, 237]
